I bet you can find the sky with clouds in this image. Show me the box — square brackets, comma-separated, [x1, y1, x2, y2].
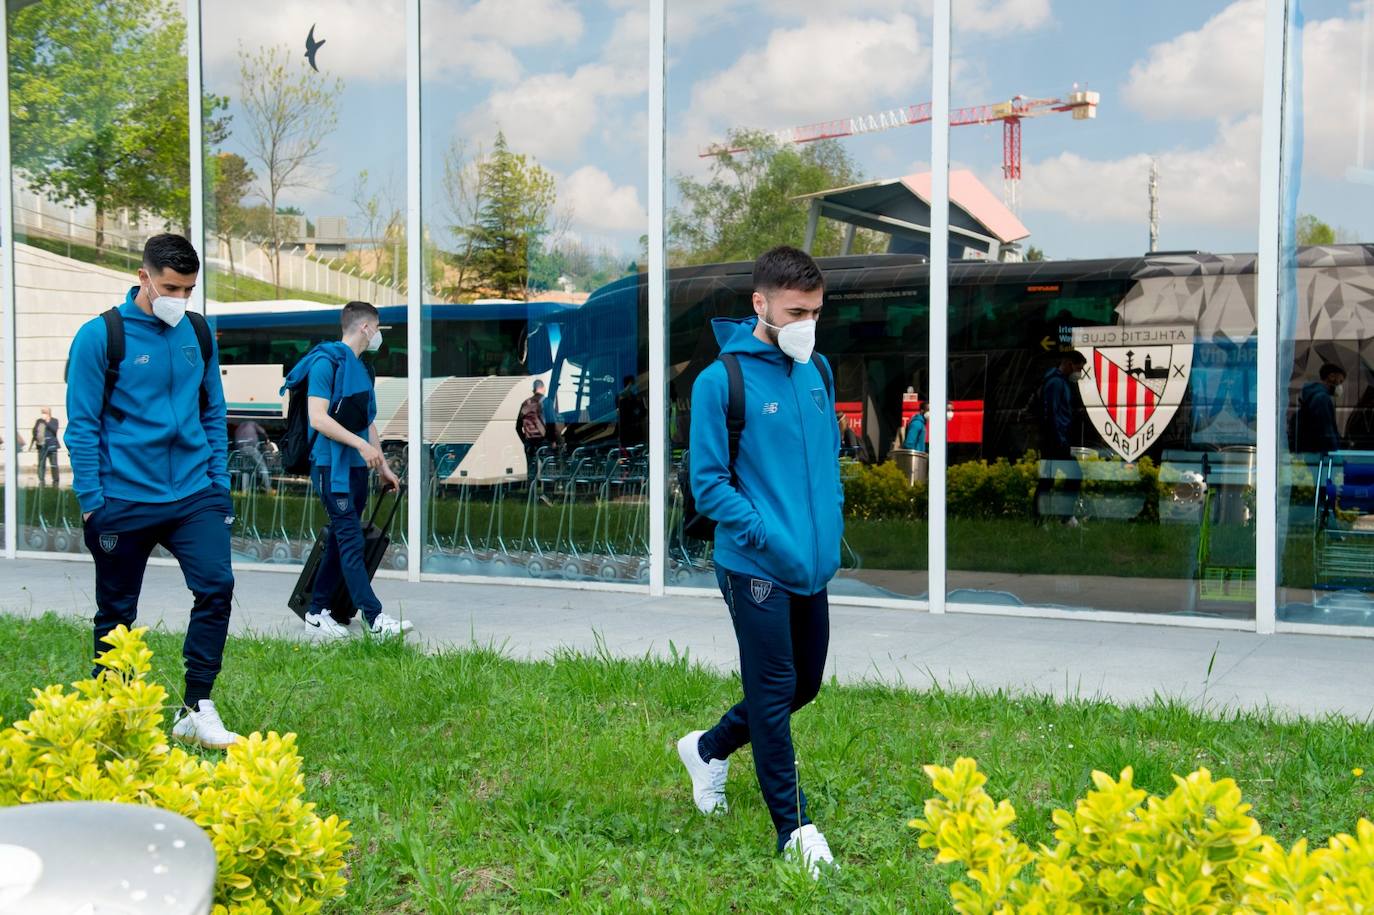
[202, 0, 1372, 263]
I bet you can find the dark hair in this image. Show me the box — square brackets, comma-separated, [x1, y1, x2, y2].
[1320, 362, 1346, 379]
[142, 234, 200, 275]
[753, 245, 824, 295]
[341, 300, 379, 334]
[1063, 350, 1088, 368]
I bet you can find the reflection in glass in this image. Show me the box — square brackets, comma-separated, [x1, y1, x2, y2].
[8, 0, 191, 554]
[940, 3, 1262, 619]
[419, 1, 650, 582]
[201, 1, 406, 566]
[1277, 0, 1374, 628]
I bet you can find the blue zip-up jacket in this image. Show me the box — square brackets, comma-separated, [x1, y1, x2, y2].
[690, 316, 843, 595]
[65, 288, 229, 514]
[280, 342, 376, 494]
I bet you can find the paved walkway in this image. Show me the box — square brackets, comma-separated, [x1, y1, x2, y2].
[1, 556, 1370, 721]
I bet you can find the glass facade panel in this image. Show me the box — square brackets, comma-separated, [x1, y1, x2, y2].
[419, 1, 650, 582]
[946, 2, 1262, 619]
[1, 0, 1370, 638]
[201, 1, 406, 566]
[8, 0, 190, 555]
[666, 3, 931, 598]
[1277, 0, 1374, 629]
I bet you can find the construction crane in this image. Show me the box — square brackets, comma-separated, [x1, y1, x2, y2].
[701, 89, 1100, 213]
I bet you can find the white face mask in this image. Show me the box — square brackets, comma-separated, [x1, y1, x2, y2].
[759, 316, 817, 364]
[145, 274, 187, 327]
[1333, 383, 1345, 398]
[1069, 370, 1085, 383]
[367, 329, 383, 352]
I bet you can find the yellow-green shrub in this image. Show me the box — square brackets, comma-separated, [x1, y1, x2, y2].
[912, 757, 1374, 913]
[0, 626, 351, 914]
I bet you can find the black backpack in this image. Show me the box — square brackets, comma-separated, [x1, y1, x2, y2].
[280, 350, 374, 475]
[279, 373, 318, 476]
[64, 307, 212, 423]
[680, 353, 833, 542]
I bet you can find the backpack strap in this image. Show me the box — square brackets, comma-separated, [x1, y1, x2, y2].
[186, 310, 213, 414]
[101, 308, 126, 423]
[720, 353, 746, 482]
[814, 353, 834, 402]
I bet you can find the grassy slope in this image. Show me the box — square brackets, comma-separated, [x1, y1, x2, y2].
[1, 615, 1370, 912]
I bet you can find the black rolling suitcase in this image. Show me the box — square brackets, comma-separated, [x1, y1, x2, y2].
[288, 487, 403, 622]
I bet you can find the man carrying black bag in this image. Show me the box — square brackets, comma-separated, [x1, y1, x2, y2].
[282, 300, 411, 639]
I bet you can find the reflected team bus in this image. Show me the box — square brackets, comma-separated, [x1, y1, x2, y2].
[540, 246, 1374, 465]
[209, 299, 568, 481]
[213, 246, 1374, 481]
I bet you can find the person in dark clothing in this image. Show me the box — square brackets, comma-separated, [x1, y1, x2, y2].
[1035, 351, 1087, 524]
[65, 233, 240, 750]
[617, 375, 647, 448]
[31, 407, 60, 486]
[517, 379, 548, 473]
[1292, 362, 1346, 455]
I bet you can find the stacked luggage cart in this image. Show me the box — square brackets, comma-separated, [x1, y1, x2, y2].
[425, 443, 652, 582]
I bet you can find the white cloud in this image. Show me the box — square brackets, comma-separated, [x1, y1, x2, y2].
[951, 0, 1052, 33]
[1124, 0, 1264, 120]
[1013, 0, 1374, 237]
[460, 63, 645, 163]
[1122, 0, 1370, 181]
[561, 166, 646, 233]
[685, 15, 928, 137]
[752, 0, 1049, 33]
[1018, 115, 1262, 229]
[202, 0, 583, 85]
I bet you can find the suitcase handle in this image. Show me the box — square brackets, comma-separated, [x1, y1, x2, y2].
[366, 481, 404, 536]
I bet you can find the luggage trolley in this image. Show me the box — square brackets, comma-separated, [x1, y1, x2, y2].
[1313, 450, 1374, 591]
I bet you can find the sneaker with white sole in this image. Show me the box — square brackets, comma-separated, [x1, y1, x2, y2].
[171, 700, 241, 750]
[784, 824, 835, 879]
[368, 612, 414, 636]
[677, 730, 728, 814]
[304, 609, 351, 639]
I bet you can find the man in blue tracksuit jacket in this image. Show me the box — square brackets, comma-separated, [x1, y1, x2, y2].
[65, 234, 240, 750]
[676, 246, 843, 878]
[280, 300, 408, 639]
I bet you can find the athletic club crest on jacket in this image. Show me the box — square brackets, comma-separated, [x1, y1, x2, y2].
[1071, 325, 1193, 462]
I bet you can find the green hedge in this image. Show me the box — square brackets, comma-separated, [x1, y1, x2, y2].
[843, 453, 1171, 523]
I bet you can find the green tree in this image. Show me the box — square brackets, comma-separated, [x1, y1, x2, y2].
[668, 131, 877, 266]
[1025, 245, 1045, 262]
[1296, 214, 1336, 246]
[9, 0, 227, 248]
[206, 151, 255, 293]
[238, 43, 342, 297]
[465, 132, 557, 299]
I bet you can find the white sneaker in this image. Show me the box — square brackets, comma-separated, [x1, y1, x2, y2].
[784, 824, 835, 880]
[368, 612, 414, 636]
[677, 730, 728, 814]
[171, 700, 241, 750]
[304, 610, 350, 640]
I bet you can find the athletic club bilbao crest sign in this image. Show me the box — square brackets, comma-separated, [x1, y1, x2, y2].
[1070, 325, 1193, 462]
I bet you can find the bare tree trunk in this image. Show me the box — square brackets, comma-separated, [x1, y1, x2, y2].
[94, 205, 105, 255]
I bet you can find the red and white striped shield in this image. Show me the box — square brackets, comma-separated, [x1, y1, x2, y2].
[1070, 325, 1193, 462]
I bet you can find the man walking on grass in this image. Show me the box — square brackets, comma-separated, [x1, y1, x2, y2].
[677, 245, 843, 878]
[66, 233, 241, 750]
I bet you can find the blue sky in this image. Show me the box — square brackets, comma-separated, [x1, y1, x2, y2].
[201, 0, 1372, 263]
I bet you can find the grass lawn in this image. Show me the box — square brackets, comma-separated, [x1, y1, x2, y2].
[2, 614, 1371, 912]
